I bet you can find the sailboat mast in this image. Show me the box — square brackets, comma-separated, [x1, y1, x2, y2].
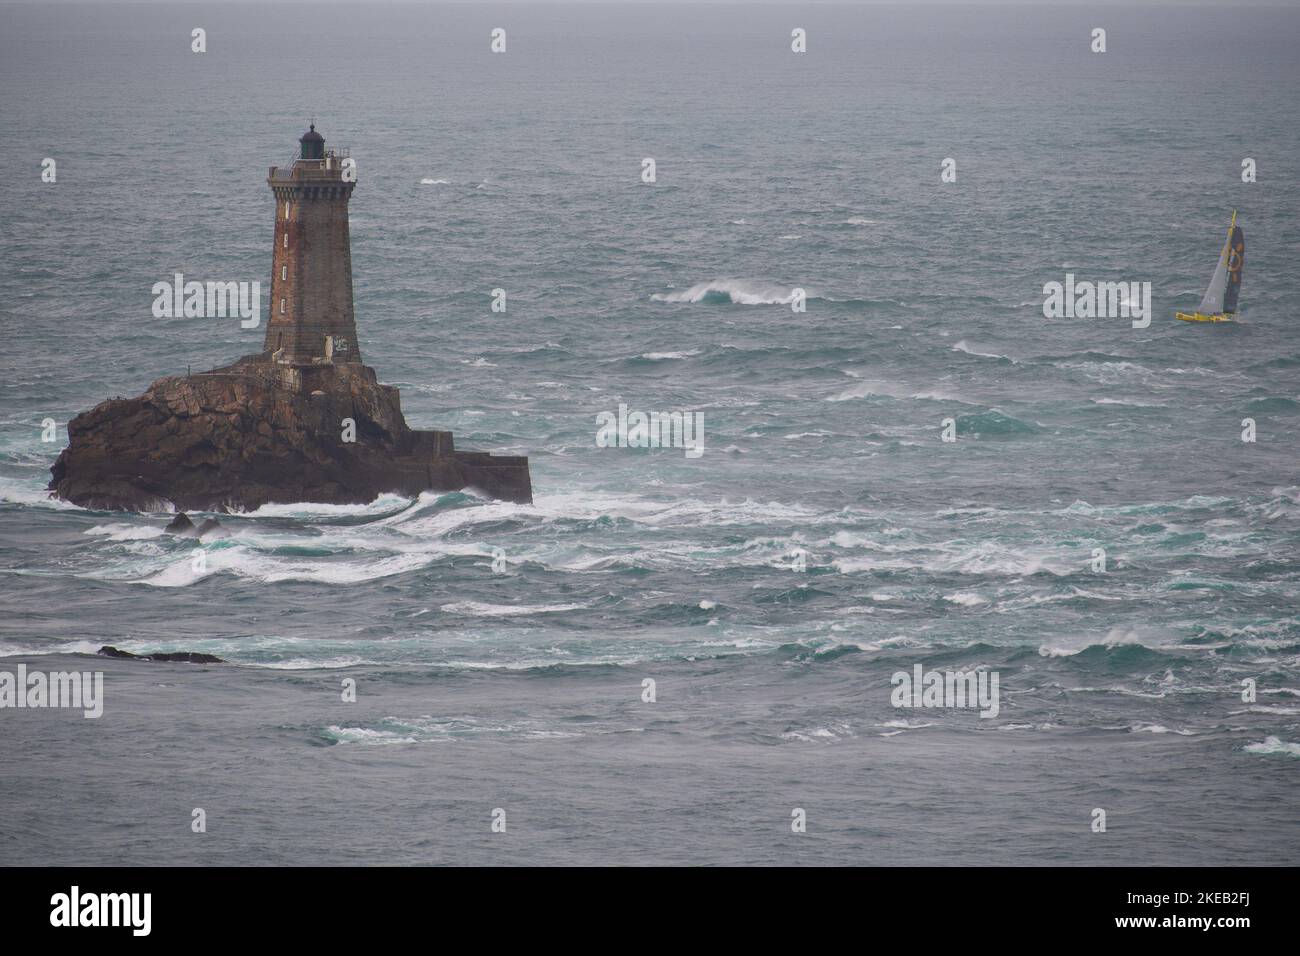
[1223, 209, 1243, 316]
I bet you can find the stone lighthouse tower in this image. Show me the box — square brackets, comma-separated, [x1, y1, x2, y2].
[263, 125, 361, 365]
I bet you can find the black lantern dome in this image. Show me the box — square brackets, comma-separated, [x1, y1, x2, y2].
[300, 124, 325, 160]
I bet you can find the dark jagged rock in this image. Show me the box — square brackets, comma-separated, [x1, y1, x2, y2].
[98, 645, 225, 664]
[49, 357, 532, 512]
[164, 512, 196, 534]
[163, 511, 224, 538]
[194, 517, 226, 538]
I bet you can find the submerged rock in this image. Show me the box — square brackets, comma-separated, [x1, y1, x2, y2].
[98, 645, 224, 664]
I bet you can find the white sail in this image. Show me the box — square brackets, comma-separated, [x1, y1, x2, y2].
[1197, 235, 1230, 314]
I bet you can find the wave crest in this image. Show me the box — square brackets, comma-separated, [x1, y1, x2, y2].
[652, 279, 812, 306]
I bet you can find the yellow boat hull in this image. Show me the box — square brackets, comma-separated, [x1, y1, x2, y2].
[1175, 312, 1233, 323]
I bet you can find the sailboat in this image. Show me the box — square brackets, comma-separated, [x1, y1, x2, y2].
[1176, 211, 1245, 323]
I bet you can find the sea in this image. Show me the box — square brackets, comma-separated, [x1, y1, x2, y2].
[1, 2, 1298, 866]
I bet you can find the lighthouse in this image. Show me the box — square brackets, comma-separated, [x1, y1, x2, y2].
[263, 125, 361, 365]
[50, 123, 533, 510]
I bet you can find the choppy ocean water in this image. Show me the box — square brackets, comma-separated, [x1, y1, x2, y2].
[1, 3, 1298, 865]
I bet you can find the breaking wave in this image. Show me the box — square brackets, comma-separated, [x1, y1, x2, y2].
[1243, 737, 1300, 757]
[651, 279, 814, 306]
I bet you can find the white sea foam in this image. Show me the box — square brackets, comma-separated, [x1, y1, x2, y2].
[1091, 397, 1165, 407]
[835, 539, 1070, 577]
[326, 725, 419, 745]
[0, 640, 103, 658]
[1057, 360, 1157, 386]
[242, 493, 414, 519]
[1065, 685, 1168, 699]
[439, 601, 588, 617]
[130, 547, 436, 587]
[952, 340, 1012, 361]
[639, 349, 701, 360]
[251, 655, 364, 670]
[651, 279, 805, 306]
[0, 477, 82, 510]
[139, 559, 209, 588]
[828, 380, 969, 404]
[85, 523, 166, 542]
[1129, 723, 1194, 735]
[329, 719, 584, 745]
[1244, 736, 1300, 757]
[1038, 626, 1179, 658]
[782, 723, 853, 742]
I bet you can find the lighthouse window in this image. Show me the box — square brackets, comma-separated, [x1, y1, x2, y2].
[281, 265, 287, 280]
[283, 232, 288, 248]
[284, 203, 291, 220]
[280, 298, 286, 315]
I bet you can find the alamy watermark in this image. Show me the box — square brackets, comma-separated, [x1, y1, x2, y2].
[0, 664, 103, 718]
[50, 886, 150, 936]
[596, 403, 705, 458]
[152, 273, 260, 328]
[890, 664, 999, 718]
[1042, 274, 1151, 328]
